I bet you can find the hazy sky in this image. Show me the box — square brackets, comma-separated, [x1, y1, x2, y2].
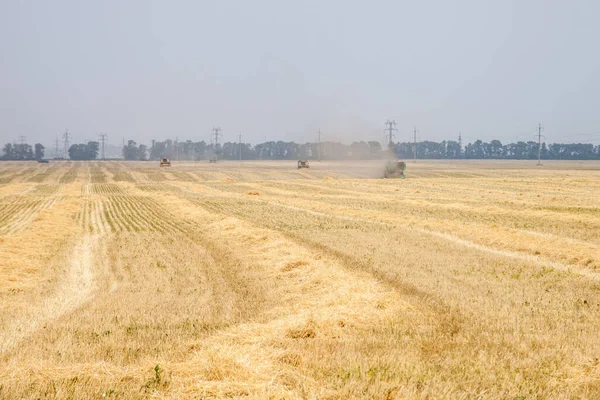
[1, 0, 599, 146]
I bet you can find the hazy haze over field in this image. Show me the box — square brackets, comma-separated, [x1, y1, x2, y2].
[1, 0, 599, 146]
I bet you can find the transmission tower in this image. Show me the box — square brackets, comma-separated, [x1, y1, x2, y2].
[458, 132, 463, 158]
[62, 130, 71, 158]
[55, 136, 60, 157]
[18, 135, 26, 146]
[384, 120, 397, 147]
[211, 127, 222, 161]
[317, 129, 322, 161]
[413, 127, 418, 163]
[536, 123, 544, 166]
[98, 133, 108, 160]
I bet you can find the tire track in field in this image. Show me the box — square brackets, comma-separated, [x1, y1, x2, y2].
[0, 234, 97, 354]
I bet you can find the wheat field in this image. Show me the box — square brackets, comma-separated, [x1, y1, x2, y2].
[0, 160, 599, 399]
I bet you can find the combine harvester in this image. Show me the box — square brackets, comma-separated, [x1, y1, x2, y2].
[160, 157, 171, 167]
[297, 160, 310, 169]
[384, 160, 406, 179]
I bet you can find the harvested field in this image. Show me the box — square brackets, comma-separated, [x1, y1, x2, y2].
[0, 160, 599, 399]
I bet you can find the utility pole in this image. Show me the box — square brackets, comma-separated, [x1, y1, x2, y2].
[238, 133, 243, 161]
[318, 129, 322, 161]
[384, 120, 397, 147]
[413, 126, 418, 163]
[175, 136, 179, 161]
[98, 133, 108, 160]
[537, 123, 543, 166]
[458, 132, 463, 159]
[62, 129, 71, 158]
[55, 136, 60, 157]
[211, 127, 222, 162]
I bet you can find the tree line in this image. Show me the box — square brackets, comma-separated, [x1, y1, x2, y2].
[393, 140, 600, 160]
[1, 143, 45, 160]
[121, 139, 600, 161]
[2, 139, 600, 161]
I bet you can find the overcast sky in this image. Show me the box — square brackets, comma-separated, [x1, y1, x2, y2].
[1, 0, 599, 146]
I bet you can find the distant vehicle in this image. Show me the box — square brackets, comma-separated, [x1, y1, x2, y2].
[297, 160, 310, 169]
[37, 159, 49, 163]
[384, 160, 406, 179]
[160, 157, 171, 167]
[209, 156, 217, 163]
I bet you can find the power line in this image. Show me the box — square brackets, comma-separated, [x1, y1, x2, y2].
[98, 133, 108, 160]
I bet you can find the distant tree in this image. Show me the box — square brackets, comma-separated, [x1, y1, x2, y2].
[87, 141, 99, 159]
[123, 140, 139, 160]
[137, 144, 148, 161]
[34, 143, 45, 160]
[368, 141, 382, 158]
[68, 142, 98, 160]
[1, 143, 14, 160]
[68, 144, 87, 160]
